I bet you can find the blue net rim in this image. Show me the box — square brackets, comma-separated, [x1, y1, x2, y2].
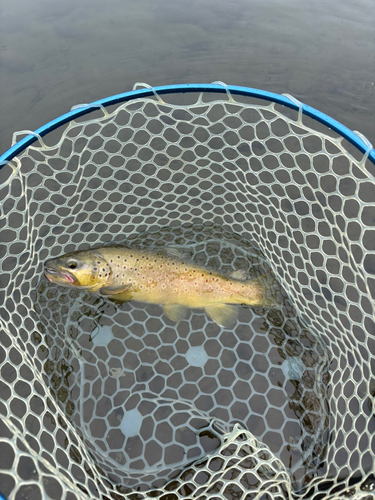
[1, 83, 374, 165]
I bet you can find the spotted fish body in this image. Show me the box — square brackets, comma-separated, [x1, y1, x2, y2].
[44, 246, 275, 326]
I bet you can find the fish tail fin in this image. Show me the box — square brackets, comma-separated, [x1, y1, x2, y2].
[247, 271, 282, 308]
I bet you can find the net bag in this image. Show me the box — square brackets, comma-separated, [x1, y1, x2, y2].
[0, 82, 374, 500]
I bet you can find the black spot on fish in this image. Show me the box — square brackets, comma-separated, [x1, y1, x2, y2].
[94, 267, 97, 271]
[118, 256, 120, 259]
[102, 268, 105, 272]
[97, 261, 101, 264]
[99, 274, 102, 277]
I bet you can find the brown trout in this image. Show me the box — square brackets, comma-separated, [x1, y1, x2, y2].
[44, 246, 277, 326]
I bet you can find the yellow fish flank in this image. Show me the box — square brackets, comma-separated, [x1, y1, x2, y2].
[44, 246, 275, 326]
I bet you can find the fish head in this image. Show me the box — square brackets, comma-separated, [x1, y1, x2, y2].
[44, 250, 110, 291]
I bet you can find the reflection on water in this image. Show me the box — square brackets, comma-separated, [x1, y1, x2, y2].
[2, 0, 375, 153]
[33, 223, 331, 493]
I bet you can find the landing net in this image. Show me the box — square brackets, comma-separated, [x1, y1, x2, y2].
[0, 83, 374, 500]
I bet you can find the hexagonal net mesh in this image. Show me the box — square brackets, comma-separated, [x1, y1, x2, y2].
[0, 84, 375, 500]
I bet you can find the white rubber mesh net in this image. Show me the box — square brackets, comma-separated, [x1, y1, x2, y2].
[0, 86, 375, 500]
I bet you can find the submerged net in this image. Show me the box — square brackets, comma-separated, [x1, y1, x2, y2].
[0, 83, 375, 500]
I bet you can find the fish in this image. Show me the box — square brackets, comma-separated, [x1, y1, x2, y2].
[44, 246, 278, 327]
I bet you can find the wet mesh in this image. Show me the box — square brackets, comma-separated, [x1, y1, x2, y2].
[0, 85, 375, 500]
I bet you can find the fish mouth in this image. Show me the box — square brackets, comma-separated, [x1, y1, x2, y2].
[44, 267, 77, 285]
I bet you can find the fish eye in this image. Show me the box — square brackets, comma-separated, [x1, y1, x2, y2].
[67, 261, 77, 270]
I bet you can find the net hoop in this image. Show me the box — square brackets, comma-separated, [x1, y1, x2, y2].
[1, 83, 375, 164]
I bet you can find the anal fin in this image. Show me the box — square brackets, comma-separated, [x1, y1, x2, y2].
[204, 304, 238, 327]
[163, 304, 188, 322]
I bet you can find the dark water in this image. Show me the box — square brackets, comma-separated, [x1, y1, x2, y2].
[1, 0, 375, 155]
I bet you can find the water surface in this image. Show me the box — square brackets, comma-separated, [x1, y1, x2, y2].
[1, 0, 374, 153]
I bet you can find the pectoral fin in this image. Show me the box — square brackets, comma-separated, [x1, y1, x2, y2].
[204, 304, 238, 327]
[99, 284, 132, 295]
[163, 304, 188, 322]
